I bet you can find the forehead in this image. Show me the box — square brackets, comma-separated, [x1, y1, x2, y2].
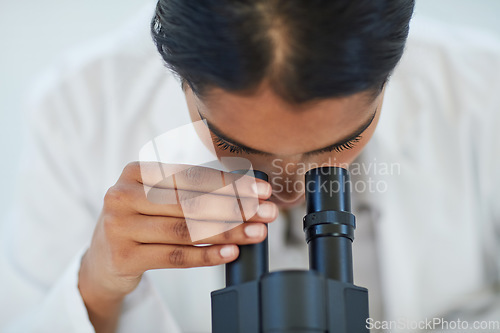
[195, 83, 378, 155]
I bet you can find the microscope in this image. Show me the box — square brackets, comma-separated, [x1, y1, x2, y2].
[211, 166, 369, 332]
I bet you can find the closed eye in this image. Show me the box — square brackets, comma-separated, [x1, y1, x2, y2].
[199, 105, 376, 156]
[211, 134, 265, 155]
[305, 134, 362, 155]
[211, 132, 362, 155]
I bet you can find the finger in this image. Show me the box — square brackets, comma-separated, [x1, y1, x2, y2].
[131, 184, 278, 222]
[133, 243, 240, 270]
[128, 162, 272, 199]
[130, 215, 268, 245]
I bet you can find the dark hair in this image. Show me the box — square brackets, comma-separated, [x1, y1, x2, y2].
[151, 0, 414, 104]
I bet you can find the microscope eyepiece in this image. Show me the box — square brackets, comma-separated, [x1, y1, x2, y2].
[304, 166, 355, 283]
[305, 166, 351, 214]
[225, 169, 269, 287]
[212, 166, 369, 333]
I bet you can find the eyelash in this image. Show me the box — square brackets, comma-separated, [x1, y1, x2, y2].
[213, 137, 249, 154]
[308, 135, 363, 155]
[212, 134, 362, 155]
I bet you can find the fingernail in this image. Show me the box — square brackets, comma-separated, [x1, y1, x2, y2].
[244, 223, 266, 238]
[257, 202, 276, 219]
[220, 245, 236, 258]
[252, 182, 270, 197]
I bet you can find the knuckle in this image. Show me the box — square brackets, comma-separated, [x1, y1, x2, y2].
[108, 244, 133, 269]
[104, 185, 133, 210]
[100, 211, 131, 243]
[171, 219, 190, 242]
[122, 161, 141, 179]
[201, 247, 213, 266]
[183, 166, 206, 187]
[222, 226, 233, 241]
[168, 247, 186, 266]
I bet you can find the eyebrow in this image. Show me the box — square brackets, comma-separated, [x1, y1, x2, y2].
[197, 106, 377, 156]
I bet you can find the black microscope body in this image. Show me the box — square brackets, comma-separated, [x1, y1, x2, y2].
[211, 167, 369, 332]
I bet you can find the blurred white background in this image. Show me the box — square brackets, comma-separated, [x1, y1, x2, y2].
[1, 0, 500, 227]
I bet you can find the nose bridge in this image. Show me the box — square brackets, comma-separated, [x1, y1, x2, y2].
[270, 157, 305, 190]
[272, 154, 304, 176]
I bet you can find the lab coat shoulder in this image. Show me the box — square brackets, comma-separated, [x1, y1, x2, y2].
[408, 17, 500, 218]
[395, 16, 500, 115]
[375, 17, 500, 321]
[388, 16, 500, 212]
[25, 15, 172, 148]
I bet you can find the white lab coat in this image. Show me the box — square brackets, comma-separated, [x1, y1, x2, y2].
[1, 4, 500, 333]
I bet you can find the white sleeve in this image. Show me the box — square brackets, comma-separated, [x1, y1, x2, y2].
[472, 34, 500, 262]
[0, 61, 181, 332]
[485, 60, 500, 226]
[462, 29, 500, 323]
[3, 246, 95, 333]
[3, 245, 181, 333]
[480, 48, 500, 283]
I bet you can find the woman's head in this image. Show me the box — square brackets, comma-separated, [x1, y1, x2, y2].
[152, 0, 414, 103]
[151, 0, 414, 207]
